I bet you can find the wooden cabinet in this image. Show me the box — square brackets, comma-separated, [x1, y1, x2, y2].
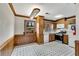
[14, 35, 25, 45]
[14, 34, 36, 45]
[75, 40, 79, 56]
[49, 34, 55, 42]
[25, 33, 36, 43]
[63, 35, 68, 44]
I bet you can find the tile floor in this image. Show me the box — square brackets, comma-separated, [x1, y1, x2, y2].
[11, 40, 75, 56]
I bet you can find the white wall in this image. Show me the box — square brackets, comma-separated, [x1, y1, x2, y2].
[67, 25, 76, 47]
[15, 16, 29, 34]
[66, 4, 79, 47]
[76, 4, 79, 40]
[0, 4, 15, 45]
[14, 16, 36, 34]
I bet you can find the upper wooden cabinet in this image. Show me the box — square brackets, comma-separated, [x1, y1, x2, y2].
[24, 20, 36, 33]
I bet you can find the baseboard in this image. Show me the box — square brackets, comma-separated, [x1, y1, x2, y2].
[0, 36, 14, 56]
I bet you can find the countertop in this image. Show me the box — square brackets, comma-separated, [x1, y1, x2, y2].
[43, 31, 68, 35]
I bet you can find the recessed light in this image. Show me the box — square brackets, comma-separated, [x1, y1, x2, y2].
[45, 13, 48, 14]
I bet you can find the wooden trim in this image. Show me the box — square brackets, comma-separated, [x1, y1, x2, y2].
[15, 34, 24, 36]
[0, 36, 14, 56]
[8, 3, 16, 15]
[66, 15, 76, 19]
[8, 3, 76, 21]
[44, 19, 55, 22]
[8, 3, 30, 18]
[16, 14, 30, 18]
[54, 18, 65, 22]
[44, 15, 76, 22]
[0, 36, 14, 50]
[44, 18, 65, 22]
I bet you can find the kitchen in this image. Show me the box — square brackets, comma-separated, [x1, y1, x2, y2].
[43, 16, 76, 48]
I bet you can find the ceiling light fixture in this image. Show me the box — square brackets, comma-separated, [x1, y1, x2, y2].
[30, 8, 40, 19]
[54, 14, 64, 19]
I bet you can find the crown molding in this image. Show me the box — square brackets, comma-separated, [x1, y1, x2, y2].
[8, 3, 30, 18]
[8, 3, 16, 15]
[8, 3, 76, 21]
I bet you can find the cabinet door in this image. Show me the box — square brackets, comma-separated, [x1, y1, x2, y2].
[49, 34, 55, 42]
[25, 33, 36, 43]
[75, 41, 79, 56]
[63, 35, 68, 44]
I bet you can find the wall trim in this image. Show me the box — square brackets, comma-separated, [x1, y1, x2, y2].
[0, 36, 14, 50]
[16, 13, 30, 18]
[44, 15, 76, 22]
[0, 36, 14, 56]
[8, 3, 30, 18]
[8, 3, 16, 15]
[8, 3, 76, 21]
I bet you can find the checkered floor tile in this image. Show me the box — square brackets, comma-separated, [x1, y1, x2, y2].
[11, 40, 75, 56]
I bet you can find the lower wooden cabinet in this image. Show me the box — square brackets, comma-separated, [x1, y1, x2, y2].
[25, 33, 36, 44]
[75, 40, 79, 56]
[63, 35, 68, 44]
[14, 35, 25, 45]
[49, 34, 55, 42]
[14, 33, 36, 45]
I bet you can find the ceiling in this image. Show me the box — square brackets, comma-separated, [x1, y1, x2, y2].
[13, 3, 78, 20]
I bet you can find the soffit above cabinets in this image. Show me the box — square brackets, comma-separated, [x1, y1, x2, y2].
[13, 3, 78, 20]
